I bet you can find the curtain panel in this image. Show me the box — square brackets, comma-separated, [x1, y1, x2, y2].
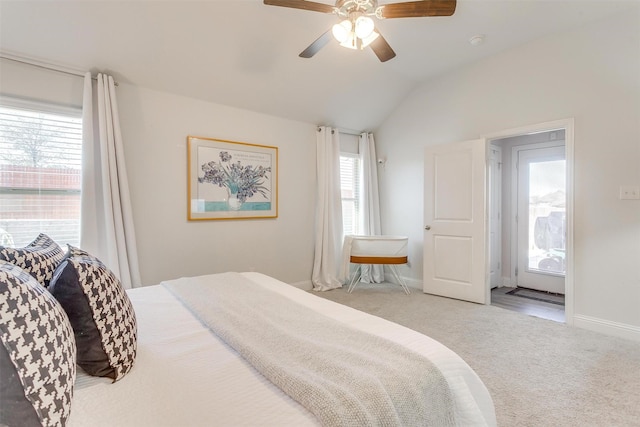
[311, 126, 344, 291]
[358, 132, 384, 283]
[81, 73, 141, 289]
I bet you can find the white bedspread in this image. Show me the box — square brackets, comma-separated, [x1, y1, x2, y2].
[68, 272, 496, 426]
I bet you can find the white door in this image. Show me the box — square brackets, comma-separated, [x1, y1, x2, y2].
[516, 145, 566, 294]
[423, 140, 488, 304]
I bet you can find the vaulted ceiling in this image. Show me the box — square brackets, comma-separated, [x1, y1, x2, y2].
[0, 0, 634, 131]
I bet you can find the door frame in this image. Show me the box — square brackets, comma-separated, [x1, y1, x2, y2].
[483, 118, 574, 325]
[488, 145, 503, 288]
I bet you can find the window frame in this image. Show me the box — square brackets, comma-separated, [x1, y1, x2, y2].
[0, 96, 83, 248]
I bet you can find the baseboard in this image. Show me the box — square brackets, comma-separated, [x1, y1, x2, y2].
[293, 276, 422, 292]
[500, 276, 515, 287]
[573, 314, 640, 342]
[385, 274, 422, 290]
[290, 280, 313, 291]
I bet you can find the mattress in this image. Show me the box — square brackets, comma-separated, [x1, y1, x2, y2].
[68, 272, 495, 426]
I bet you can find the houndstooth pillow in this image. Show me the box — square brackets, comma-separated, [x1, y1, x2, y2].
[49, 248, 137, 381]
[0, 260, 76, 427]
[0, 233, 66, 287]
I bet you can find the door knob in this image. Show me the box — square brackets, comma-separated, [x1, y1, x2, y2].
[425, 225, 431, 230]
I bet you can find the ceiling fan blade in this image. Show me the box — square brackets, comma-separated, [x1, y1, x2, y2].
[263, 0, 335, 14]
[378, 0, 456, 18]
[299, 30, 333, 58]
[369, 33, 396, 62]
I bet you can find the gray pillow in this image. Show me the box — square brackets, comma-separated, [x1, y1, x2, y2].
[0, 233, 66, 287]
[0, 260, 76, 427]
[49, 247, 137, 381]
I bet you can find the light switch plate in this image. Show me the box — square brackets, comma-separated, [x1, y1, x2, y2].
[619, 186, 640, 200]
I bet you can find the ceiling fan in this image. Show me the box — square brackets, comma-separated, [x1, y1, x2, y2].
[263, 0, 457, 62]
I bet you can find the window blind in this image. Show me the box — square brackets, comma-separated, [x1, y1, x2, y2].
[340, 154, 360, 236]
[0, 104, 82, 247]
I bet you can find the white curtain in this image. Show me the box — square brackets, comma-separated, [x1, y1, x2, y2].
[358, 132, 384, 283]
[81, 73, 141, 289]
[311, 126, 344, 291]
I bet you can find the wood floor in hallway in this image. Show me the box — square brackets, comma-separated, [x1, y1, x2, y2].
[491, 286, 565, 323]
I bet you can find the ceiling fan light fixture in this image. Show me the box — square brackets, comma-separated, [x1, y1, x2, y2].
[360, 30, 379, 48]
[265, 0, 458, 62]
[354, 16, 375, 39]
[332, 19, 352, 43]
[339, 32, 359, 50]
[339, 29, 378, 50]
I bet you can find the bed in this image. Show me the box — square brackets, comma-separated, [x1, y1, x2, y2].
[1, 234, 494, 426]
[66, 272, 496, 426]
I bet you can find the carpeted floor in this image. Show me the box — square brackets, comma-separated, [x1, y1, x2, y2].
[312, 282, 640, 427]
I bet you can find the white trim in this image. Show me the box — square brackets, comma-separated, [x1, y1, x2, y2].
[0, 94, 82, 117]
[289, 280, 313, 291]
[482, 119, 571, 140]
[339, 152, 359, 159]
[573, 315, 640, 342]
[483, 118, 575, 325]
[343, 273, 422, 291]
[501, 277, 513, 287]
[338, 133, 360, 155]
[0, 50, 87, 78]
[488, 145, 503, 289]
[403, 276, 423, 290]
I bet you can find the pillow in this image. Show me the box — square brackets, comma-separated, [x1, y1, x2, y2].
[67, 245, 89, 258]
[0, 233, 66, 287]
[0, 260, 76, 427]
[49, 248, 137, 381]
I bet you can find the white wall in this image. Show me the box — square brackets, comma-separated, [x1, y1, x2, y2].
[0, 58, 318, 287]
[116, 85, 317, 286]
[375, 10, 640, 339]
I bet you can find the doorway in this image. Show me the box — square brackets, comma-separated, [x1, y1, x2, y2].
[486, 120, 573, 323]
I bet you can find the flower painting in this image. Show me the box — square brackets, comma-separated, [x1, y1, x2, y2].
[188, 136, 278, 220]
[199, 151, 272, 210]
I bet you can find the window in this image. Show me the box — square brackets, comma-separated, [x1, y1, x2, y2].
[0, 101, 82, 248]
[340, 154, 360, 236]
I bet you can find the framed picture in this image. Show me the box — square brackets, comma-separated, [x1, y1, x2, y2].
[187, 136, 278, 220]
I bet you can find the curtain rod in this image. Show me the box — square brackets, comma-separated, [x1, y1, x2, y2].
[320, 127, 368, 136]
[339, 130, 366, 136]
[0, 53, 118, 85]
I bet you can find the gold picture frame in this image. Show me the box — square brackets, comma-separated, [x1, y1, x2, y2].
[187, 136, 278, 220]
